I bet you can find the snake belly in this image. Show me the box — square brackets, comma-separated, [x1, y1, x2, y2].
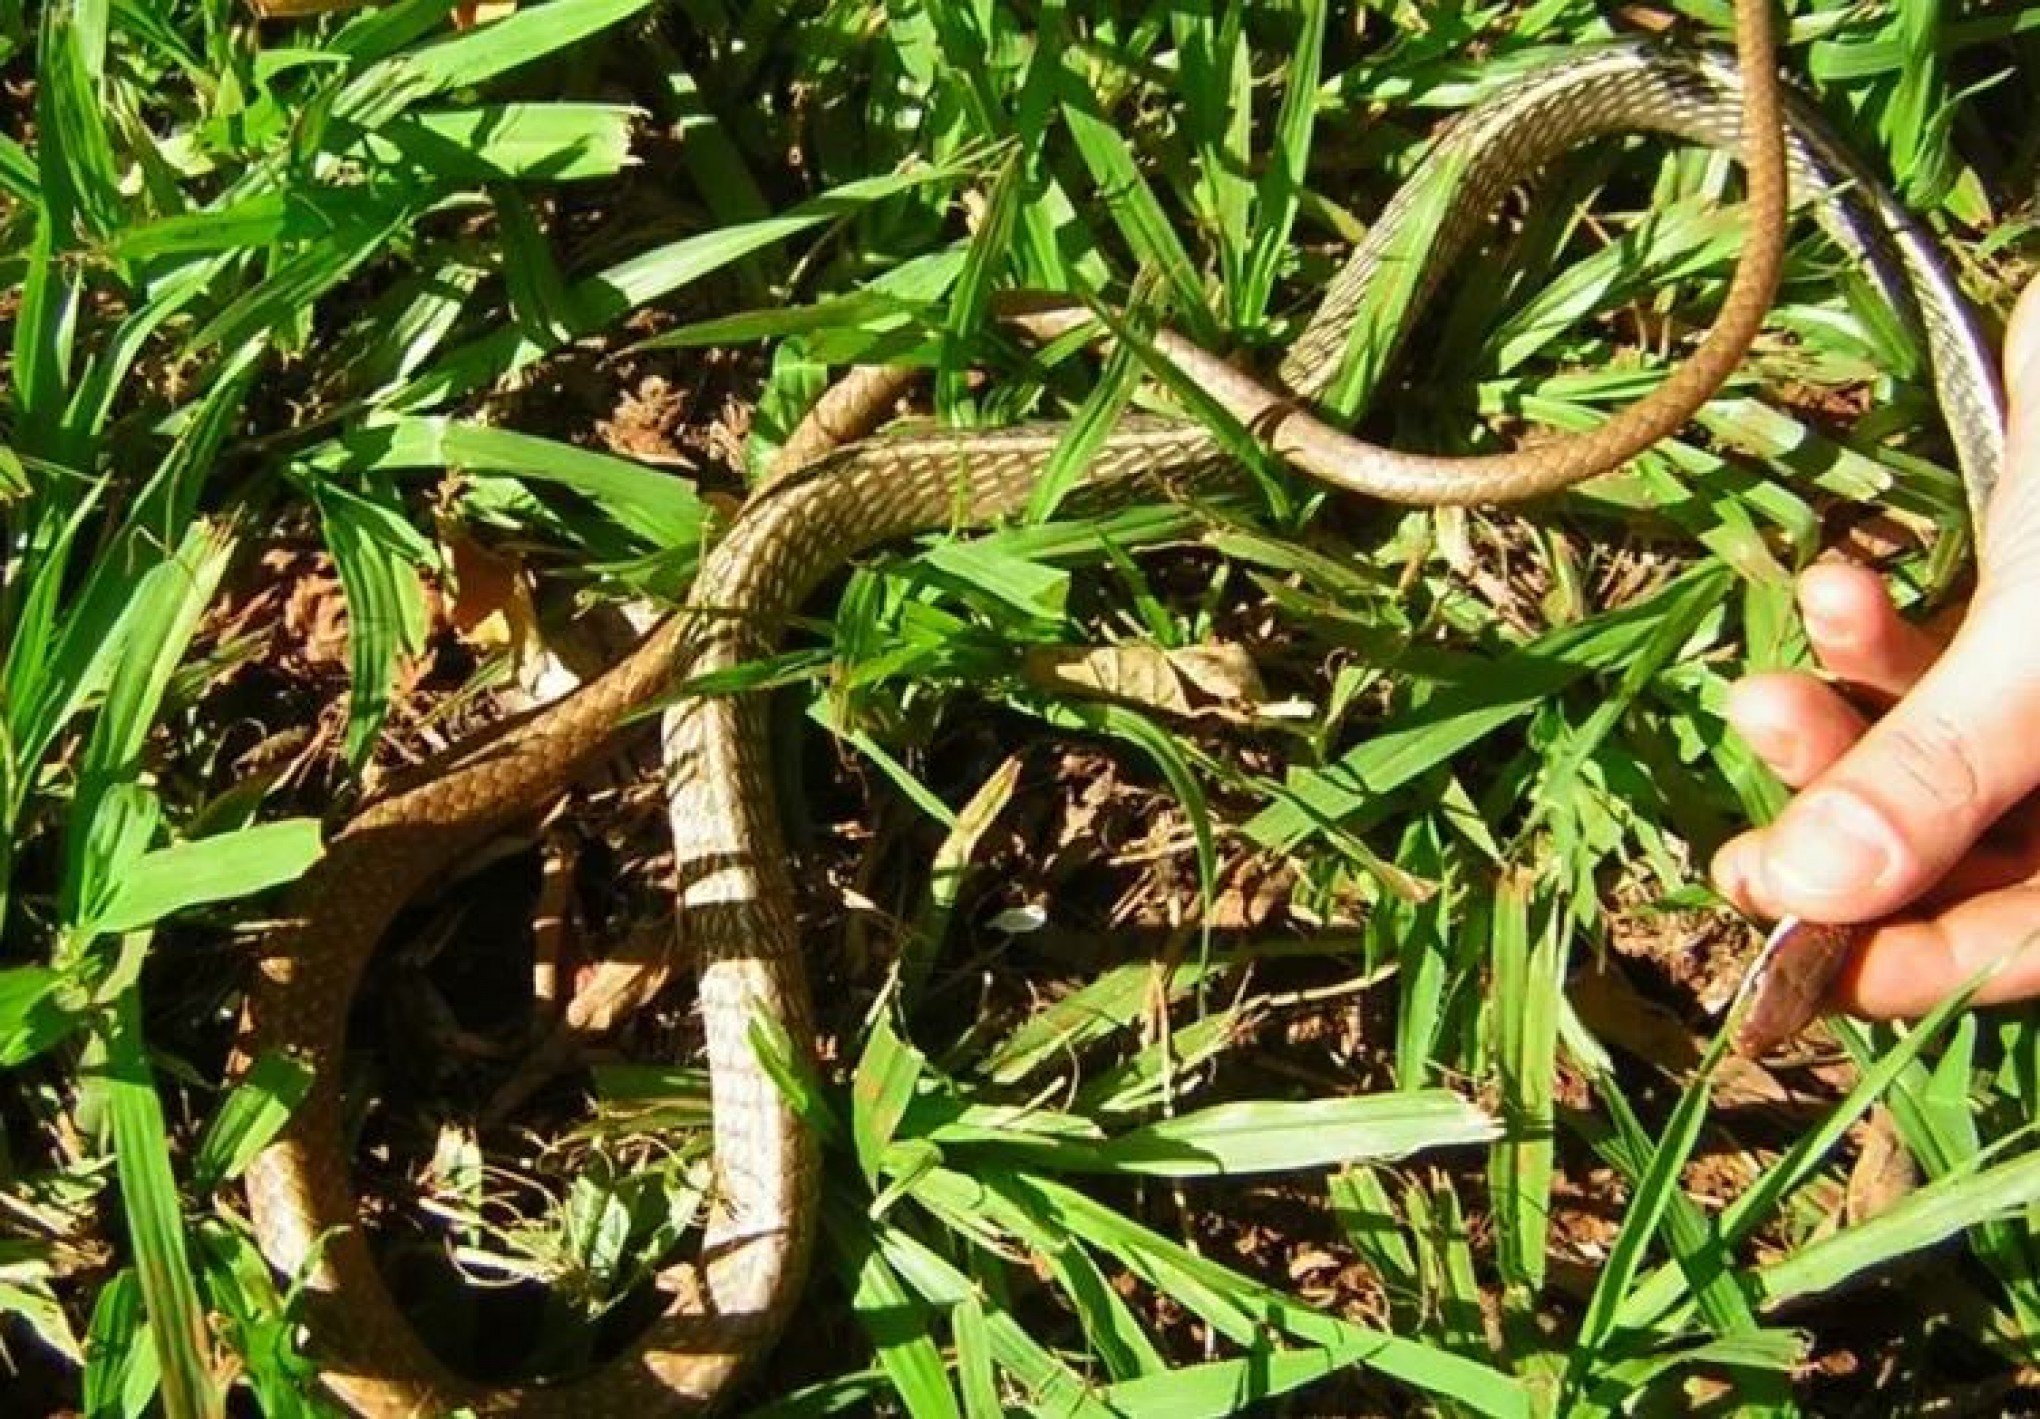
[239, 25, 2003, 1419]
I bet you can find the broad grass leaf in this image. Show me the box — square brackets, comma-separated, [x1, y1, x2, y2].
[82, 1269, 159, 1418]
[321, 416, 701, 547]
[0, 966, 76, 1068]
[308, 476, 432, 768]
[870, 1222, 1113, 1416]
[0, 1262, 81, 1369]
[191, 1223, 320, 1419]
[0, 133, 37, 202]
[747, 1014, 841, 1148]
[1487, 880, 1559, 1295]
[1089, 1092, 1498, 1177]
[940, 1168, 1530, 1416]
[1760, 1144, 2040, 1308]
[1056, 70, 1215, 345]
[853, 1006, 926, 1192]
[335, 0, 658, 122]
[1247, 564, 1735, 850]
[88, 821, 322, 937]
[950, 1296, 1001, 1419]
[1237, 0, 1324, 323]
[192, 1052, 316, 1193]
[1615, 973, 1984, 1336]
[1562, 1032, 1735, 1404]
[66, 523, 235, 931]
[391, 163, 976, 412]
[830, 1210, 962, 1419]
[99, 991, 219, 1419]
[974, 951, 1230, 1087]
[1093, 1339, 1421, 1418]
[357, 102, 638, 183]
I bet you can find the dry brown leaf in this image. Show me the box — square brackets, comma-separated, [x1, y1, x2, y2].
[454, 0, 517, 27]
[246, 0, 370, 16]
[1845, 1105, 1918, 1225]
[278, 553, 352, 672]
[442, 526, 537, 660]
[1568, 959, 1788, 1108]
[599, 375, 696, 467]
[249, 0, 510, 29]
[1021, 640, 1270, 722]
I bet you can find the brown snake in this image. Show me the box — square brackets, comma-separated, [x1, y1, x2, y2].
[240, 1, 2006, 1412]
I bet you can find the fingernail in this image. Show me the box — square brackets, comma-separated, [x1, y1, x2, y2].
[1800, 596, 1858, 650]
[2013, 339, 2040, 405]
[2008, 286, 2040, 400]
[1765, 792, 1901, 903]
[1711, 835, 1756, 906]
[1741, 718, 1803, 780]
[1724, 683, 1802, 778]
[1798, 568, 1862, 649]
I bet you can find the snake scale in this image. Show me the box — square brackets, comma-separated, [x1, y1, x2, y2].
[240, 1, 2006, 1412]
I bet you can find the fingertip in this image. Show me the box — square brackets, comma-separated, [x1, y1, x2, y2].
[2006, 275, 2040, 404]
[1797, 561, 1890, 652]
[1723, 671, 1793, 736]
[1723, 673, 1803, 781]
[1711, 831, 1763, 913]
[1723, 671, 1869, 787]
[1752, 786, 1921, 922]
[1795, 563, 1942, 695]
[1833, 889, 2040, 1018]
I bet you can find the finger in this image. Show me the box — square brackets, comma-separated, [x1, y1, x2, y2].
[1982, 275, 2040, 567]
[1711, 830, 1766, 917]
[1796, 562, 1943, 698]
[1725, 671, 1870, 787]
[1738, 617, 2040, 923]
[1716, 811, 2040, 921]
[1735, 280, 2040, 923]
[1834, 885, 2040, 1017]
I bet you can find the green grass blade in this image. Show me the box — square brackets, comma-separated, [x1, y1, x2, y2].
[1237, 0, 1324, 323]
[1616, 967, 1990, 1335]
[0, 964, 79, 1066]
[87, 821, 323, 937]
[1246, 563, 1735, 850]
[1056, 70, 1216, 344]
[389, 161, 974, 411]
[829, 1205, 963, 1419]
[1760, 1145, 2040, 1307]
[306, 475, 433, 768]
[358, 102, 639, 183]
[852, 1002, 927, 1193]
[335, 0, 658, 122]
[1489, 879, 1558, 1297]
[1562, 1032, 1735, 1404]
[82, 1268, 159, 1417]
[191, 1052, 316, 1194]
[963, 1168, 1532, 1416]
[65, 523, 235, 929]
[1083, 1092, 1498, 1177]
[98, 988, 220, 1419]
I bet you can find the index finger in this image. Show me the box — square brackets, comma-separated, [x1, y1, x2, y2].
[1835, 886, 2040, 1018]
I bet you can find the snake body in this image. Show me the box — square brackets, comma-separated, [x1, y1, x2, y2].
[241, 4, 2005, 1413]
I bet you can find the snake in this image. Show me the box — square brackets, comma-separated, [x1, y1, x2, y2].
[239, 1, 2007, 1413]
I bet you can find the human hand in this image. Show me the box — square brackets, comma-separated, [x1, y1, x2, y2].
[1712, 274, 2040, 1019]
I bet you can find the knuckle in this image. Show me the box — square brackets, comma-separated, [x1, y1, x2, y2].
[1980, 533, 2040, 604]
[1978, 484, 2040, 589]
[1872, 706, 1988, 818]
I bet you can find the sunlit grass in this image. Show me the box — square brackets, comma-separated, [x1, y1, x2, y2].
[0, 0, 2036, 1414]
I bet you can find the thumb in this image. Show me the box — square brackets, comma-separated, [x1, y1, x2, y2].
[1741, 276, 2040, 923]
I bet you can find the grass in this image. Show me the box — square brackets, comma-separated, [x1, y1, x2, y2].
[0, 0, 2037, 1414]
